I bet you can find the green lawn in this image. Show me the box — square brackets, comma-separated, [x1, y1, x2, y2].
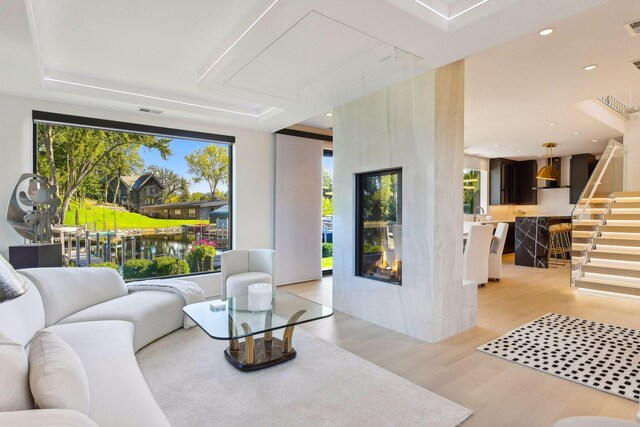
[64, 200, 203, 230]
[322, 256, 333, 269]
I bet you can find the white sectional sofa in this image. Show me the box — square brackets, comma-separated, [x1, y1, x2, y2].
[0, 267, 188, 427]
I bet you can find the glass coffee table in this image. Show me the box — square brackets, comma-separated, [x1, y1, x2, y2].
[183, 291, 333, 371]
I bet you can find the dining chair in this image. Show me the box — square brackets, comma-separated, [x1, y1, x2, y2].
[463, 224, 494, 287]
[488, 222, 509, 281]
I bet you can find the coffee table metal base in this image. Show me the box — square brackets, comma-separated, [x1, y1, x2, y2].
[224, 337, 296, 372]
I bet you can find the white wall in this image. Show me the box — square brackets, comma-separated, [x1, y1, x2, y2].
[0, 94, 275, 297]
[274, 134, 323, 285]
[333, 61, 476, 343]
[624, 120, 640, 191]
[464, 154, 489, 171]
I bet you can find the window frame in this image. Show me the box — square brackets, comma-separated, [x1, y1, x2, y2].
[32, 110, 234, 280]
[354, 167, 403, 286]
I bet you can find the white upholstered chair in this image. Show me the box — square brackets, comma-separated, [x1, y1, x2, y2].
[488, 222, 509, 281]
[220, 249, 275, 300]
[463, 224, 494, 287]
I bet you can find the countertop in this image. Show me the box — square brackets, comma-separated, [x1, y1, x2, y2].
[515, 215, 571, 220]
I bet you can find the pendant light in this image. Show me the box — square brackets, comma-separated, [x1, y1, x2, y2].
[536, 142, 559, 181]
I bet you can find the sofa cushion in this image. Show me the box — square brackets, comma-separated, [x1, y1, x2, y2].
[0, 332, 32, 411]
[0, 409, 99, 427]
[58, 291, 184, 352]
[226, 272, 272, 298]
[44, 321, 170, 427]
[0, 276, 45, 347]
[28, 330, 91, 414]
[19, 268, 128, 326]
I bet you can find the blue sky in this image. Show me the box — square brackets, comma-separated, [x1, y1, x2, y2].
[323, 153, 333, 175]
[141, 141, 331, 194]
[140, 138, 229, 194]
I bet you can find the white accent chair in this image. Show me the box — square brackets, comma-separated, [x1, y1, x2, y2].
[221, 249, 275, 300]
[463, 224, 494, 287]
[488, 222, 509, 281]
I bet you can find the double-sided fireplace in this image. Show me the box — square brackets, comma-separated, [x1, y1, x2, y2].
[355, 168, 402, 285]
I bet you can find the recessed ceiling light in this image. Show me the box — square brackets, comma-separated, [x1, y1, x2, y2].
[325, 112, 333, 117]
[537, 154, 542, 157]
[518, 150, 523, 153]
[573, 131, 580, 135]
[592, 139, 598, 142]
[549, 122, 557, 126]
[539, 28, 554, 36]
[494, 144, 500, 148]
[583, 64, 597, 71]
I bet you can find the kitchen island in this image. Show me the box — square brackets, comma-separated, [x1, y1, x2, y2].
[514, 216, 572, 268]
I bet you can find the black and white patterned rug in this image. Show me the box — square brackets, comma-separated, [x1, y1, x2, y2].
[478, 313, 640, 401]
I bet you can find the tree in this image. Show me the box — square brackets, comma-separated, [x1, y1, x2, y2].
[145, 166, 190, 203]
[37, 124, 171, 224]
[323, 197, 333, 216]
[185, 145, 229, 199]
[187, 192, 209, 202]
[322, 169, 333, 198]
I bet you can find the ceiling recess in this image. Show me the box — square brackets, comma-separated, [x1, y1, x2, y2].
[632, 59, 640, 71]
[624, 19, 640, 36]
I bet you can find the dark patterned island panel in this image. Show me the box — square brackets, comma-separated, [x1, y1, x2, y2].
[514, 216, 571, 268]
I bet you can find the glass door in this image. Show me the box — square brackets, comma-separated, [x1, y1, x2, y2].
[322, 150, 333, 274]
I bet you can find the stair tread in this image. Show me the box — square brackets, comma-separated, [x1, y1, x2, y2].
[576, 276, 640, 289]
[585, 262, 640, 271]
[600, 232, 640, 239]
[579, 198, 612, 204]
[594, 238, 640, 246]
[590, 247, 640, 255]
[613, 192, 640, 198]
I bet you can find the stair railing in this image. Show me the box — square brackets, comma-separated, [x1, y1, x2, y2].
[570, 139, 624, 285]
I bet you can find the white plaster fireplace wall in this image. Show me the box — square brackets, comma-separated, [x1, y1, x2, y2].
[332, 60, 476, 343]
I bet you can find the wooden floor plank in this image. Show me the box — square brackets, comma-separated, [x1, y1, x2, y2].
[284, 254, 640, 425]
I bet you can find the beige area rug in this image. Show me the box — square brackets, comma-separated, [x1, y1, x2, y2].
[137, 327, 472, 426]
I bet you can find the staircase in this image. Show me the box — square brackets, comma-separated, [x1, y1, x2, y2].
[572, 192, 640, 296]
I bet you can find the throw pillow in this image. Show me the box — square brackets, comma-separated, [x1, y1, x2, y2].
[28, 330, 90, 414]
[0, 332, 32, 411]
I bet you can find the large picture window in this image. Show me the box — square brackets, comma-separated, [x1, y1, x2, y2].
[33, 111, 233, 280]
[355, 168, 402, 285]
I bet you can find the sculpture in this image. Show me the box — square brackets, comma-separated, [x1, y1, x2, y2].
[7, 173, 61, 243]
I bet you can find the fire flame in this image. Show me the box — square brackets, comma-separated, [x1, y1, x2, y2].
[391, 259, 399, 274]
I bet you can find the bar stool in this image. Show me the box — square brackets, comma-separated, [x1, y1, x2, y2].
[548, 222, 571, 266]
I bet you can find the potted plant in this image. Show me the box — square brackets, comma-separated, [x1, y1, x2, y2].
[186, 239, 217, 272]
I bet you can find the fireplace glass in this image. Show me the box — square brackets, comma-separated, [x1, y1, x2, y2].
[355, 168, 402, 285]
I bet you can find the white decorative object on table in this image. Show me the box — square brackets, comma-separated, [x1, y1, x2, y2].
[247, 283, 272, 312]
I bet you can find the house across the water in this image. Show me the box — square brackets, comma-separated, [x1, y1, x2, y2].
[141, 200, 227, 221]
[106, 174, 164, 213]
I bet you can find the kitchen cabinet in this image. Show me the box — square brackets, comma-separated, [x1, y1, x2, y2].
[490, 158, 515, 205]
[570, 154, 597, 204]
[490, 158, 537, 205]
[514, 160, 538, 205]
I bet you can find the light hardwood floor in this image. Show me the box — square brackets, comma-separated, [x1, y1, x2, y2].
[284, 254, 640, 426]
